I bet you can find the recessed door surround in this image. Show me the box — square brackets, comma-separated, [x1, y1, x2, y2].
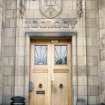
[30, 39, 72, 105]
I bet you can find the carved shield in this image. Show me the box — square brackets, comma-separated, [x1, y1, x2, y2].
[39, 0, 63, 18]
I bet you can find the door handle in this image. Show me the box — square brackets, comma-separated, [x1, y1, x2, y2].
[38, 83, 43, 88]
[51, 80, 53, 87]
[59, 83, 63, 89]
[51, 78, 54, 87]
[51, 79, 54, 93]
[29, 81, 34, 92]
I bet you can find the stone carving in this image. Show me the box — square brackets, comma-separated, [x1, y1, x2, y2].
[100, 35, 105, 61]
[39, 0, 63, 18]
[77, 0, 83, 18]
[19, 0, 81, 29]
[24, 18, 77, 29]
[100, 49, 105, 61]
[19, 0, 26, 18]
[101, 35, 105, 48]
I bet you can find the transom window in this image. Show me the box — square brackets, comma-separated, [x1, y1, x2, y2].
[54, 45, 67, 65]
[34, 45, 47, 65]
[34, 45, 67, 65]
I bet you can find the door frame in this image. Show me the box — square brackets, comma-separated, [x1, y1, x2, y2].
[24, 32, 77, 105]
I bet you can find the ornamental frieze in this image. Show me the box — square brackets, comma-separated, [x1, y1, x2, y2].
[24, 18, 77, 29]
[19, 0, 83, 19]
[20, 0, 83, 29]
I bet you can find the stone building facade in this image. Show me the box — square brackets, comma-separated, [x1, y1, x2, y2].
[0, 0, 105, 105]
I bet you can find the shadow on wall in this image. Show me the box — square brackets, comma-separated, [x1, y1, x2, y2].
[99, 0, 105, 9]
[100, 103, 105, 105]
[77, 98, 86, 105]
[76, 99, 105, 105]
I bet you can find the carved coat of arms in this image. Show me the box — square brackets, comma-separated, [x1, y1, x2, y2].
[39, 0, 63, 18]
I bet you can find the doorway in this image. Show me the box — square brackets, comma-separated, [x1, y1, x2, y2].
[30, 39, 72, 105]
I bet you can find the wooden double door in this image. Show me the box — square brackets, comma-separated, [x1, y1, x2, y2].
[30, 39, 72, 105]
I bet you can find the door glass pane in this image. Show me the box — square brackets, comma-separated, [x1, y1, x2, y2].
[34, 45, 47, 65]
[54, 45, 67, 64]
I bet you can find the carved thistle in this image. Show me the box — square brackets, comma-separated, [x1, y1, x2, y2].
[77, 0, 83, 18]
[19, 0, 26, 18]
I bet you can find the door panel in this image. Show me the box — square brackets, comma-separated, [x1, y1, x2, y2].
[52, 73, 69, 105]
[30, 73, 49, 105]
[30, 39, 72, 105]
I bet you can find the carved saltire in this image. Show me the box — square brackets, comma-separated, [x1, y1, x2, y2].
[19, 0, 26, 18]
[76, 0, 83, 18]
[39, 0, 63, 19]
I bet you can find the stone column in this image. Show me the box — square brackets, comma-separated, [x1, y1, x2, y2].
[1, 0, 17, 104]
[15, 0, 25, 96]
[85, 0, 99, 105]
[98, 0, 105, 103]
[0, 0, 3, 104]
